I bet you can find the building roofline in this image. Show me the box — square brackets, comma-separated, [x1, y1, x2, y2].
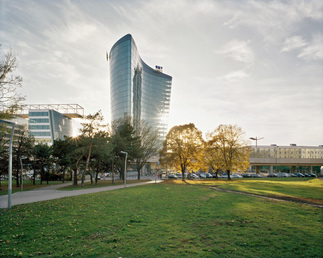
[16, 104, 84, 118]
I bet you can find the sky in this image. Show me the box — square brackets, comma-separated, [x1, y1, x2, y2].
[1, 0, 322, 146]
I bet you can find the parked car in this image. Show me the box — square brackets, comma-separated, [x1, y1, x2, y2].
[231, 174, 242, 178]
[267, 173, 278, 177]
[168, 174, 178, 179]
[277, 172, 290, 177]
[250, 173, 262, 178]
[308, 173, 317, 177]
[294, 173, 305, 177]
[242, 174, 252, 178]
[206, 173, 213, 178]
[188, 173, 199, 179]
[199, 173, 206, 179]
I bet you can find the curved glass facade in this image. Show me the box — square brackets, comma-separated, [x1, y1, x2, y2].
[109, 34, 172, 141]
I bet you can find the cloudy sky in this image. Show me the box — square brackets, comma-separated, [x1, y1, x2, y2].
[1, 0, 322, 146]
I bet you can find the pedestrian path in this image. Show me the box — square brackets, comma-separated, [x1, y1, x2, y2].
[0, 180, 162, 209]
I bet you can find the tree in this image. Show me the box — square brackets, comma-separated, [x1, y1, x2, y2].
[90, 131, 112, 184]
[160, 123, 204, 181]
[79, 110, 108, 186]
[0, 45, 25, 119]
[207, 124, 250, 180]
[52, 138, 75, 183]
[135, 121, 160, 180]
[109, 120, 141, 182]
[33, 144, 52, 184]
[13, 126, 35, 186]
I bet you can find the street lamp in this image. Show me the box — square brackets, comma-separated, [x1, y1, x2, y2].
[20, 157, 27, 191]
[0, 119, 15, 209]
[120, 151, 128, 188]
[249, 136, 264, 148]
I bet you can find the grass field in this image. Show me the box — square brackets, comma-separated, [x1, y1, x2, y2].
[175, 177, 323, 204]
[1, 180, 322, 257]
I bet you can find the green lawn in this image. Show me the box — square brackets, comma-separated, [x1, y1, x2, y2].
[1, 181, 322, 257]
[194, 177, 323, 204]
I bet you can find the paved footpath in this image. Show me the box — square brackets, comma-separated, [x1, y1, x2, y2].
[0, 180, 162, 209]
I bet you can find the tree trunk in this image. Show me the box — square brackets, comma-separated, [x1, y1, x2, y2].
[40, 166, 43, 184]
[227, 169, 231, 180]
[85, 142, 92, 186]
[90, 173, 93, 186]
[215, 168, 219, 179]
[81, 171, 85, 188]
[182, 169, 185, 181]
[16, 160, 20, 187]
[47, 166, 49, 185]
[138, 168, 141, 180]
[73, 168, 78, 186]
[74, 155, 83, 187]
[111, 159, 114, 184]
[32, 163, 36, 185]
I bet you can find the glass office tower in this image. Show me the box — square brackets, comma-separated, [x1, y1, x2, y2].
[28, 109, 73, 145]
[109, 34, 172, 141]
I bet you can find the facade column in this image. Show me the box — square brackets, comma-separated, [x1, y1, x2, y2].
[309, 166, 313, 173]
[270, 165, 273, 174]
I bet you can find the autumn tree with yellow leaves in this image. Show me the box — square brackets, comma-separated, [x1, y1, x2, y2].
[207, 124, 250, 180]
[160, 123, 204, 181]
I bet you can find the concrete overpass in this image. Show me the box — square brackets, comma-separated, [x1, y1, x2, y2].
[250, 157, 323, 173]
[249, 145, 323, 174]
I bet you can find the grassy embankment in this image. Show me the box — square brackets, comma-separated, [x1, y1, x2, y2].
[180, 177, 323, 204]
[0, 178, 322, 257]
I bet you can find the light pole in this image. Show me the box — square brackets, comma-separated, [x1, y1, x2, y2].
[120, 151, 128, 188]
[249, 137, 264, 148]
[20, 157, 27, 191]
[0, 119, 15, 209]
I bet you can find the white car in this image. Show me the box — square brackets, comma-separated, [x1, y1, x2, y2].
[231, 174, 242, 178]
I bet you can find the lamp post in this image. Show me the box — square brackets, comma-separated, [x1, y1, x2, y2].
[249, 137, 264, 148]
[0, 119, 15, 209]
[120, 151, 128, 188]
[20, 157, 27, 191]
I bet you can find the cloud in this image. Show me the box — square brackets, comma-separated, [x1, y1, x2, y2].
[281, 34, 323, 61]
[281, 36, 307, 52]
[217, 40, 254, 64]
[218, 70, 249, 82]
[223, 0, 323, 43]
[298, 34, 323, 61]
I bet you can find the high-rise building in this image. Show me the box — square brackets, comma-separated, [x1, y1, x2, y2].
[17, 104, 84, 145]
[108, 34, 172, 141]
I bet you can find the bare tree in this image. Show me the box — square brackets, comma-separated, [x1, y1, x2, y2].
[0, 45, 25, 119]
[135, 121, 160, 180]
